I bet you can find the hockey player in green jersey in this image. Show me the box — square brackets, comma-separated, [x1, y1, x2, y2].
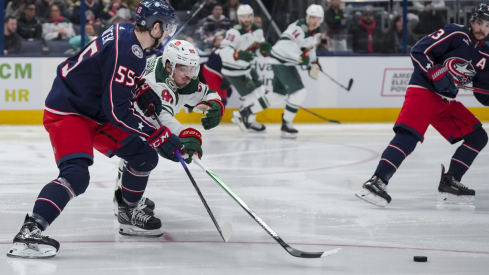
[113, 40, 225, 220]
[233, 4, 324, 139]
[220, 4, 272, 132]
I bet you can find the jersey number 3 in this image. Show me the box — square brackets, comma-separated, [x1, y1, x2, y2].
[429, 29, 445, 40]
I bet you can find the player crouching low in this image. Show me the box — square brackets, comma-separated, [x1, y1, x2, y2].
[113, 39, 224, 236]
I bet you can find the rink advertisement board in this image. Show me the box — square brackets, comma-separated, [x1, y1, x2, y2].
[0, 57, 64, 110]
[0, 56, 487, 124]
[0, 59, 43, 110]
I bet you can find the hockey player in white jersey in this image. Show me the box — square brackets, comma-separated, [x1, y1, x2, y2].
[233, 4, 323, 138]
[220, 4, 272, 132]
[113, 40, 225, 223]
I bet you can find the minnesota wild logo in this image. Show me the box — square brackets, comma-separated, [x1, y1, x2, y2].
[165, 77, 177, 92]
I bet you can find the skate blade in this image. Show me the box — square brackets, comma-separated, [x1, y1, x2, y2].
[119, 224, 163, 237]
[436, 203, 475, 212]
[280, 132, 297, 139]
[436, 193, 475, 204]
[355, 188, 388, 207]
[7, 242, 57, 259]
[231, 117, 247, 132]
[247, 128, 267, 133]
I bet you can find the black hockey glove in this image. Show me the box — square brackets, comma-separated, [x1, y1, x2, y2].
[136, 81, 162, 117]
[179, 128, 203, 164]
[427, 64, 458, 99]
[147, 126, 186, 162]
[197, 100, 224, 130]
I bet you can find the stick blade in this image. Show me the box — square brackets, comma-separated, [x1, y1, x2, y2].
[347, 79, 354, 91]
[286, 247, 341, 258]
[221, 221, 233, 243]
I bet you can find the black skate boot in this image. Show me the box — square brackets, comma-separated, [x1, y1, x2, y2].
[437, 164, 475, 204]
[355, 176, 392, 207]
[113, 188, 155, 216]
[280, 115, 298, 139]
[231, 105, 253, 132]
[7, 214, 60, 259]
[248, 113, 266, 132]
[117, 194, 162, 237]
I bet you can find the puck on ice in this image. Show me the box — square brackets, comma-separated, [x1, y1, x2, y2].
[413, 256, 427, 262]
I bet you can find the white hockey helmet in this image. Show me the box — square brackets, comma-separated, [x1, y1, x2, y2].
[237, 4, 253, 17]
[306, 4, 324, 24]
[162, 40, 200, 78]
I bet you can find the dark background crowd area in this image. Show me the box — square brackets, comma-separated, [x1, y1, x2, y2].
[1, 0, 485, 56]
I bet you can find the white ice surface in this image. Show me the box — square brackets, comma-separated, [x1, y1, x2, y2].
[0, 124, 488, 274]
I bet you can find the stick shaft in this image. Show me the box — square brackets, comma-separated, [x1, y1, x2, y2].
[192, 158, 326, 258]
[175, 152, 227, 242]
[457, 85, 489, 95]
[151, 106, 227, 242]
[300, 107, 340, 124]
[317, 61, 352, 91]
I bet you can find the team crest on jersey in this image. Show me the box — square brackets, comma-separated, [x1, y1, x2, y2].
[132, 45, 143, 59]
[165, 77, 177, 92]
[443, 57, 476, 85]
[301, 24, 308, 33]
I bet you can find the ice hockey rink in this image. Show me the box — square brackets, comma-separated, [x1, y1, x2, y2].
[0, 123, 488, 275]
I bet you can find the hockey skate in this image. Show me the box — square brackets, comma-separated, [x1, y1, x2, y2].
[437, 164, 475, 204]
[7, 214, 60, 259]
[231, 106, 252, 132]
[355, 176, 392, 207]
[280, 115, 298, 139]
[117, 193, 163, 237]
[113, 188, 155, 216]
[247, 113, 266, 132]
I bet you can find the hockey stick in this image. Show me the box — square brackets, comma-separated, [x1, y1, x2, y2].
[192, 157, 341, 258]
[457, 85, 489, 95]
[317, 62, 353, 92]
[151, 106, 232, 243]
[175, 151, 232, 243]
[299, 107, 341, 124]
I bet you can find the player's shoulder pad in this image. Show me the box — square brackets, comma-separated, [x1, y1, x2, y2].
[442, 23, 470, 36]
[178, 77, 200, 95]
[233, 24, 242, 31]
[296, 18, 308, 32]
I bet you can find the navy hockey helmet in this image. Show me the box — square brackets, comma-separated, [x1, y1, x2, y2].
[135, 0, 177, 36]
[471, 3, 489, 23]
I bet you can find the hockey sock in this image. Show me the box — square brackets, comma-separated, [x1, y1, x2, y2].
[283, 88, 307, 122]
[32, 158, 90, 228]
[374, 128, 419, 183]
[113, 138, 158, 205]
[448, 127, 488, 181]
[120, 164, 150, 206]
[283, 105, 299, 122]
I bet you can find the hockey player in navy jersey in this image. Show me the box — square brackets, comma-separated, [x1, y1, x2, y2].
[7, 0, 180, 259]
[356, 3, 489, 207]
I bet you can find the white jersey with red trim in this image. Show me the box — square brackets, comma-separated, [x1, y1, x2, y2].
[136, 55, 222, 135]
[45, 23, 156, 138]
[409, 23, 489, 94]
